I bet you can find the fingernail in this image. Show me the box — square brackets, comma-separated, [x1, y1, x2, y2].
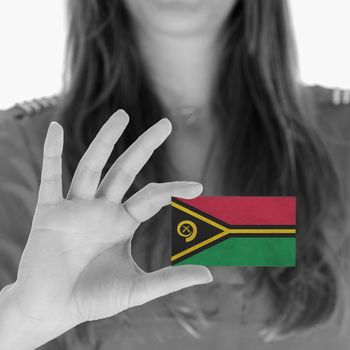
[189, 182, 203, 194]
[113, 110, 129, 123]
[48, 121, 63, 137]
[49, 121, 61, 129]
[188, 181, 202, 187]
[203, 272, 213, 283]
[158, 118, 172, 131]
[198, 267, 213, 283]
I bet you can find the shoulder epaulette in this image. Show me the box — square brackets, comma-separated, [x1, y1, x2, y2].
[13, 95, 59, 119]
[311, 85, 350, 107]
[330, 88, 350, 106]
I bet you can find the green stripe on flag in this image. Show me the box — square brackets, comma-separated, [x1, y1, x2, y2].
[173, 237, 296, 267]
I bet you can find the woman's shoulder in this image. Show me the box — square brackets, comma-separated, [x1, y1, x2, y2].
[0, 95, 59, 134]
[308, 84, 350, 108]
[0, 96, 61, 185]
[0, 95, 59, 159]
[305, 84, 350, 206]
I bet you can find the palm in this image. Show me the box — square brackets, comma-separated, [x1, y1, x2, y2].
[13, 111, 211, 343]
[71, 238, 140, 322]
[54, 198, 141, 321]
[21, 198, 138, 321]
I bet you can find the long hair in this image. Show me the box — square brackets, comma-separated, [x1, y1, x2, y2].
[57, 0, 348, 346]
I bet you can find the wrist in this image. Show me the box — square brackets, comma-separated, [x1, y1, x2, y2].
[0, 282, 72, 349]
[0, 283, 34, 349]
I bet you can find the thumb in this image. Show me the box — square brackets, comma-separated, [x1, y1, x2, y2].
[130, 265, 213, 307]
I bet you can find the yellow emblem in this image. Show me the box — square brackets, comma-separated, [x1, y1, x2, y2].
[177, 220, 197, 242]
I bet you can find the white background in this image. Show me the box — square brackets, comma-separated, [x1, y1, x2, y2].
[0, 0, 349, 109]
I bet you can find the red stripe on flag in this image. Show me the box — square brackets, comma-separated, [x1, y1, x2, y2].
[174, 196, 296, 226]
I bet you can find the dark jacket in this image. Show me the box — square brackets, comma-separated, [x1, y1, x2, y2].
[0, 86, 349, 350]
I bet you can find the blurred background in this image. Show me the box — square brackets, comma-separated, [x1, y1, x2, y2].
[0, 0, 349, 109]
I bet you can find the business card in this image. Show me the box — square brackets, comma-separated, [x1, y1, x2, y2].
[171, 196, 296, 266]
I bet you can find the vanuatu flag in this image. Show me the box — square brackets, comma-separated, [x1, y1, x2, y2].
[171, 196, 296, 266]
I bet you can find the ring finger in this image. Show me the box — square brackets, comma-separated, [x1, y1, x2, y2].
[67, 110, 129, 200]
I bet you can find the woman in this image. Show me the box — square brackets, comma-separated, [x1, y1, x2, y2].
[0, 0, 349, 349]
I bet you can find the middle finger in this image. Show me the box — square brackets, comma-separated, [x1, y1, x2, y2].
[96, 118, 172, 202]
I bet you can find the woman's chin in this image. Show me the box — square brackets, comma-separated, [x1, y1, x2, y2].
[143, 10, 212, 37]
[124, 0, 237, 37]
[154, 0, 202, 10]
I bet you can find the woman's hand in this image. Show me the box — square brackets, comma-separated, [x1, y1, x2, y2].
[0, 110, 212, 349]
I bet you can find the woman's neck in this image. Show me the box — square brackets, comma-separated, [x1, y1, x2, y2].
[135, 28, 220, 118]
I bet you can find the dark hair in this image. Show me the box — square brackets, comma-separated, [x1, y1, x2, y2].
[57, 0, 348, 345]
